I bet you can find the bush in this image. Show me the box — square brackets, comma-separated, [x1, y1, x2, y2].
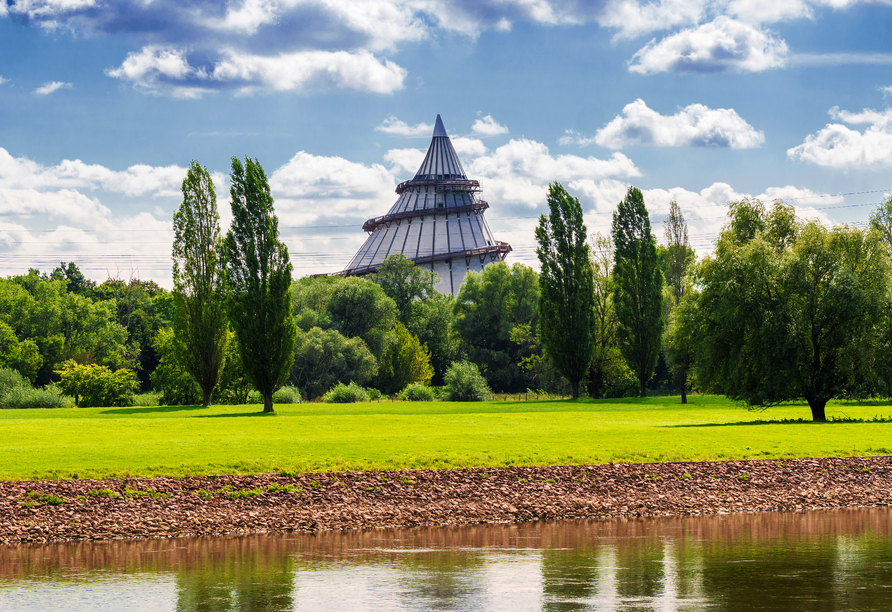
[374, 323, 434, 395]
[0, 367, 67, 409]
[366, 387, 382, 401]
[398, 382, 436, 402]
[323, 381, 370, 403]
[272, 385, 302, 404]
[55, 360, 139, 407]
[444, 361, 492, 401]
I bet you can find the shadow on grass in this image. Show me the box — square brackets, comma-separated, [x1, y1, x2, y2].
[100, 405, 207, 415]
[193, 411, 276, 418]
[669, 416, 892, 427]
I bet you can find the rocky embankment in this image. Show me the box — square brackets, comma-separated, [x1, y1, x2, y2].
[1, 456, 890, 543]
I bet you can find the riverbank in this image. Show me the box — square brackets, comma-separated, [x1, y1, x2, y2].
[1, 456, 890, 543]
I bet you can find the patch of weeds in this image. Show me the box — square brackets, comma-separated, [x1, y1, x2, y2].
[862, 467, 872, 474]
[19, 501, 38, 508]
[682, 473, 692, 480]
[737, 472, 750, 481]
[268, 483, 302, 494]
[123, 487, 169, 500]
[516, 477, 528, 484]
[542, 478, 556, 483]
[27, 491, 66, 505]
[223, 487, 263, 500]
[400, 477, 415, 486]
[481, 474, 490, 479]
[196, 489, 215, 500]
[87, 489, 119, 498]
[308, 480, 323, 489]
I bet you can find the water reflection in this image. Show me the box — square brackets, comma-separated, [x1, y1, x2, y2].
[0, 507, 890, 611]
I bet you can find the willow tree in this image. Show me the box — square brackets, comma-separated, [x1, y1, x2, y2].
[535, 182, 595, 398]
[171, 161, 228, 406]
[612, 186, 664, 397]
[223, 157, 296, 413]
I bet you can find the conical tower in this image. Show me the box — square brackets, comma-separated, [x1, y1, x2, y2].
[342, 115, 511, 295]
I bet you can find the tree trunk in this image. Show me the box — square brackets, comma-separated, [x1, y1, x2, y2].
[640, 383, 647, 398]
[202, 387, 212, 407]
[263, 393, 274, 413]
[571, 380, 580, 399]
[808, 397, 827, 422]
[680, 384, 687, 404]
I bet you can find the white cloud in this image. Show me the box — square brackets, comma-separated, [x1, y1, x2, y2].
[33, 81, 72, 95]
[592, 99, 765, 149]
[200, 0, 279, 35]
[598, 0, 708, 40]
[884, 85, 892, 97]
[789, 52, 892, 67]
[0, 148, 186, 197]
[0, 76, 7, 85]
[468, 138, 641, 210]
[107, 45, 406, 97]
[471, 113, 509, 137]
[451, 137, 488, 159]
[726, 0, 812, 24]
[0, 188, 110, 223]
[269, 151, 397, 223]
[629, 17, 789, 74]
[383, 147, 425, 175]
[376, 116, 433, 137]
[787, 106, 892, 168]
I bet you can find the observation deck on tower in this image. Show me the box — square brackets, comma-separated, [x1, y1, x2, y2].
[340, 115, 511, 295]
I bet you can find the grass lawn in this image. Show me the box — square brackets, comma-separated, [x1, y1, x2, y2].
[0, 395, 890, 480]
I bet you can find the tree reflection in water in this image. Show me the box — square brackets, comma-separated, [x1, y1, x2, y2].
[0, 508, 890, 611]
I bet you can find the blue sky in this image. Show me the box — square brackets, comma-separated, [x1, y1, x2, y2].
[1, 0, 891, 285]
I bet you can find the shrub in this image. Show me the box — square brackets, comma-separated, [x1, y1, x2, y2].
[150, 328, 202, 406]
[323, 381, 370, 403]
[444, 361, 492, 401]
[365, 387, 382, 401]
[55, 360, 139, 407]
[0, 367, 67, 409]
[272, 385, 302, 404]
[398, 382, 436, 402]
[374, 323, 434, 395]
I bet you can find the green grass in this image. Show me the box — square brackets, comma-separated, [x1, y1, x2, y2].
[0, 395, 890, 480]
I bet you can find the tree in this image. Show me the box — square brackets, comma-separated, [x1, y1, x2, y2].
[662, 290, 697, 404]
[171, 161, 229, 406]
[692, 201, 890, 421]
[372, 253, 437, 321]
[453, 262, 539, 392]
[869, 193, 892, 254]
[662, 200, 695, 308]
[534, 183, 596, 398]
[289, 327, 377, 400]
[587, 234, 638, 399]
[374, 322, 434, 395]
[150, 327, 202, 406]
[404, 293, 460, 385]
[612, 186, 664, 397]
[660, 201, 696, 401]
[223, 157, 297, 413]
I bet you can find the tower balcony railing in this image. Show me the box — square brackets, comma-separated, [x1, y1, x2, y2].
[395, 178, 481, 195]
[337, 241, 513, 277]
[362, 201, 489, 233]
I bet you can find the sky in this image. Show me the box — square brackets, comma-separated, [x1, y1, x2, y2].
[1, 0, 892, 287]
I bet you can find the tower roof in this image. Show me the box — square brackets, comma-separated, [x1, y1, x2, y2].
[414, 114, 466, 180]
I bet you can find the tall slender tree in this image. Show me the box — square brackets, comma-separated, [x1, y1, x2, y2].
[612, 186, 664, 397]
[662, 200, 695, 307]
[223, 157, 296, 413]
[535, 183, 596, 398]
[171, 161, 228, 406]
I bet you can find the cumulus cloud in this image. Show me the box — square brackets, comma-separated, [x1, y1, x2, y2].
[787, 106, 892, 168]
[726, 0, 812, 25]
[33, 81, 72, 95]
[471, 113, 509, 137]
[629, 17, 789, 74]
[107, 46, 407, 97]
[0, 76, 7, 85]
[591, 99, 764, 149]
[598, 0, 708, 40]
[269, 151, 397, 223]
[0, 148, 186, 197]
[376, 116, 434, 137]
[451, 137, 488, 159]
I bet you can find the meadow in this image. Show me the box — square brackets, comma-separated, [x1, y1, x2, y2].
[1, 395, 890, 480]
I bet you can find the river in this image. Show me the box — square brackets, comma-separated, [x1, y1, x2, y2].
[1, 507, 890, 611]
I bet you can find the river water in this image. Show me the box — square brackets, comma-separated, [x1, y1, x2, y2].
[1, 507, 890, 611]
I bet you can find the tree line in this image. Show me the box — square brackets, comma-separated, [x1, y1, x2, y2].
[2, 158, 891, 421]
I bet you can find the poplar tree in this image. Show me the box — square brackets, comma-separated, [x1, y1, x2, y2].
[662, 200, 695, 307]
[223, 157, 296, 413]
[171, 161, 228, 406]
[535, 183, 595, 398]
[612, 186, 664, 397]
